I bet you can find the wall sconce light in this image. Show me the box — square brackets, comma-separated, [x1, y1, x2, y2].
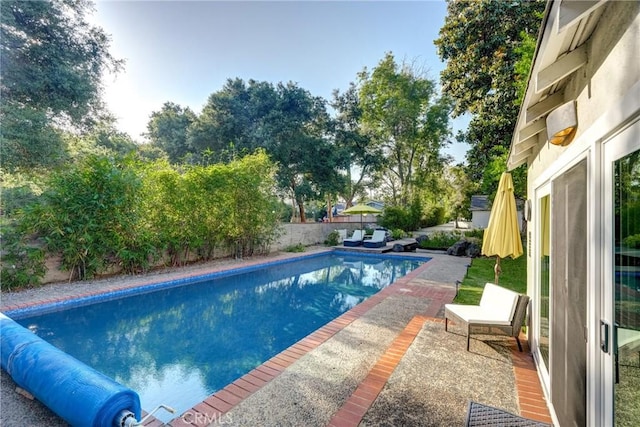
[546, 100, 577, 146]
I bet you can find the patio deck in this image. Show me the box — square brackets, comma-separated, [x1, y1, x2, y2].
[0, 249, 553, 427]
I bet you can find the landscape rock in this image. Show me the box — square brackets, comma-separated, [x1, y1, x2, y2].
[465, 242, 481, 258]
[447, 239, 481, 258]
[446, 240, 468, 256]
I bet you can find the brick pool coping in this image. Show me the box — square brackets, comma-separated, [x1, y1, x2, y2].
[1, 251, 553, 426]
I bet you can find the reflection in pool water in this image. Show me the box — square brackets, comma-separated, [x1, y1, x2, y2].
[16, 253, 428, 422]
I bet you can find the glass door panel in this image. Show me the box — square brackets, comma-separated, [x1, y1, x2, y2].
[613, 148, 640, 426]
[539, 195, 551, 370]
[550, 160, 587, 427]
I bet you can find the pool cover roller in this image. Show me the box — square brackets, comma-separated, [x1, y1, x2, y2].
[0, 313, 141, 427]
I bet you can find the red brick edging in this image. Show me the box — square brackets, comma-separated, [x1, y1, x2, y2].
[327, 315, 428, 427]
[328, 317, 553, 427]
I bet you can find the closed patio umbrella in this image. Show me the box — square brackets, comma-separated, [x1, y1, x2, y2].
[342, 204, 382, 232]
[481, 172, 523, 284]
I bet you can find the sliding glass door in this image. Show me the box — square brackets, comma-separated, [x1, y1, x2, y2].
[603, 120, 640, 426]
[550, 159, 588, 427]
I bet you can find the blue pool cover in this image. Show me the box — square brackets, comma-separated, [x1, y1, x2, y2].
[0, 313, 141, 427]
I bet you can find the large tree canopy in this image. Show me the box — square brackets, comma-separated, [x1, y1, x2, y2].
[358, 52, 452, 206]
[0, 0, 122, 170]
[178, 78, 342, 222]
[435, 0, 544, 198]
[146, 102, 196, 163]
[331, 82, 384, 208]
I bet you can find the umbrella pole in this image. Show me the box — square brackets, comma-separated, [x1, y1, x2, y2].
[494, 256, 502, 284]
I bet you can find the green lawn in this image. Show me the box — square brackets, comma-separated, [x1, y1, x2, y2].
[455, 252, 527, 304]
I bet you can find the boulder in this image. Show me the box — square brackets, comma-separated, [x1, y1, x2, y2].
[415, 234, 428, 244]
[447, 240, 468, 256]
[465, 242, 481, 258]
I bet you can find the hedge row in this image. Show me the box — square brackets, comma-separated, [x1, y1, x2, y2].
[1, 151, 281, 289]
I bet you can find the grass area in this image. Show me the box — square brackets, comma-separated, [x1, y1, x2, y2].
[455, 252, 527, 304]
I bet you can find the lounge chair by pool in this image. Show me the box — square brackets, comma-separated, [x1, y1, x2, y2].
[444, 283, 529, 351]
[363, 230, 387, 248]
[343, 230, 364, 247]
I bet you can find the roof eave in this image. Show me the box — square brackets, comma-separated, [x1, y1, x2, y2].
[507, 0, 609, 171]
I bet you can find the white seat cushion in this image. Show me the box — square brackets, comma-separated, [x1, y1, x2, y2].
[444, 304, 513, 326]
[368, 230, 386, 243]
[344, 230, 364, 242]
[478, 283, 519, 321]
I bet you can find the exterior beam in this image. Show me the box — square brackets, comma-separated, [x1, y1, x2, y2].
[558, 0, 606, 32]
[536, 44, 588, 93]
[526, 92, 564, 124]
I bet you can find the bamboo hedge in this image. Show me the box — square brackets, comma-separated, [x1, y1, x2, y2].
[1, 151, 281, 289]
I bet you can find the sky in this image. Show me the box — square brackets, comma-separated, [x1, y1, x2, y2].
[92, 0, 470, 163]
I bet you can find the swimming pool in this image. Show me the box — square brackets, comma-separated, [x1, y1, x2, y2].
[11, 252, 429, 422]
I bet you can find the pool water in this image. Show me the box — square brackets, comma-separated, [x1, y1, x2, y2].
[15, 252, 428, 422]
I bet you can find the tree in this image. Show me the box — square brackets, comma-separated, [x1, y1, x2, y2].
[187, 78, 277, 162]
[186, 79, 337, 222]
[443, 164, 474, 226]
[0, 107, 66, 170]
[63, 120, 138, 162]
[331, 83, 384, 208]
[0, 0, 123, 171]
[435, 0, 545, 199]
[358, 52, 452, 206]
[262, 82, 335, 222]
[146, 102, 197, 163]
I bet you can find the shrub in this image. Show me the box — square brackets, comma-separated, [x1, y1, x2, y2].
[0, 225, 46, 290]
[325, 230, 340, 246]
[0, 171, 45, 217]
[464, 228, 485, 241]
[8, 151, 282, 284]
[391, 228, 406, 239]
[408, 197, 423, 229]
[0, 185, 39, 216]
[380, 206, 411, 231]
[23, 155, 142, 280]
[623, 234, 640, 249]
[424, 206, 446, 228]
[284, 243, 306, 253]
[418, 231, 464, 249]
